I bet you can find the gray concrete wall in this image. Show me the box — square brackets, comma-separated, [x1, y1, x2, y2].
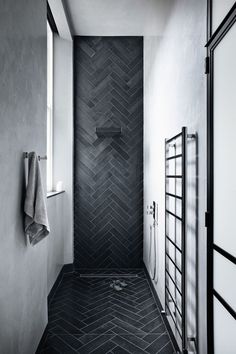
[0, 0, 48, 353]
[143, 0, 207, 353]
[0, 1, 73, 353]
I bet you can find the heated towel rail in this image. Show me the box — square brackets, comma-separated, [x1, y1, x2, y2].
[165, 127, 187, 353]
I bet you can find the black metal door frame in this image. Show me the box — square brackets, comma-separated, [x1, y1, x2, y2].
[206, 3, 236, 353]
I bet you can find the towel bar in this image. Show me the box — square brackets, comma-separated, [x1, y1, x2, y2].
[23, 152, 47, 161]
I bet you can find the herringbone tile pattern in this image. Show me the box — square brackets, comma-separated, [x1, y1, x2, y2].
[39, 270, 174, 354]
[74, 37, 143, 268]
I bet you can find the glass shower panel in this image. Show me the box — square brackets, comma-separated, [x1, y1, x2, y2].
[214, 298, 236, 354]
[214, 251, 236, 311]
[214, 21, 236, 257]
[212, 0, 235, 33]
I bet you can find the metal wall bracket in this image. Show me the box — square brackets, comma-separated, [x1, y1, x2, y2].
[205, 211, 210, 228]
[205, 56, 210, 74]
[187, 134, 196, 139]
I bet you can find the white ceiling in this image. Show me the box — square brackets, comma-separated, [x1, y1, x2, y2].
[63, 0, 175, 36]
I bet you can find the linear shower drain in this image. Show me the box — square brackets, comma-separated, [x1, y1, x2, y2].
[79, 273, 138, 278]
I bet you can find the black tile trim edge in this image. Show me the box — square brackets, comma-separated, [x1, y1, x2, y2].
[143, 263, 180, 353]
[35, 263, 74, 354]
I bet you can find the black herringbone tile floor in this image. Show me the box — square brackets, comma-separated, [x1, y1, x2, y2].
[39, 270, 175, 354]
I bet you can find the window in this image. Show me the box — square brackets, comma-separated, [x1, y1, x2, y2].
[47, 21, 53, 192]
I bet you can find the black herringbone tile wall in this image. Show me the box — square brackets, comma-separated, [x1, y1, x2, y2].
[39, 270, 175, 354]
[74, 36, 143, 268]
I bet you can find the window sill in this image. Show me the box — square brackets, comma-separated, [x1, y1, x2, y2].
[47, 190, 65, 199]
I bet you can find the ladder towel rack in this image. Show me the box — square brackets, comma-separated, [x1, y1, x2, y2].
[164, 127, 187, 353]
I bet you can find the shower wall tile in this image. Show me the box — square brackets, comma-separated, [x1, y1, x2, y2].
[74, 36, 143, 268]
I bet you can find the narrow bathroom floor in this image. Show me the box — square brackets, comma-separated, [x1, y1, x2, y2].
[39, 269, 175, 354]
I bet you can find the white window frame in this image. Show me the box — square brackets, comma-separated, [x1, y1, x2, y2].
[47, 21, 53, 192]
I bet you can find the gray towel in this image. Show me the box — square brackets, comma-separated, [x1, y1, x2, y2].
[24, 152, 50, 245]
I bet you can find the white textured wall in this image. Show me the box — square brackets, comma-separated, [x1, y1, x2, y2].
[143, 0, 206, 353]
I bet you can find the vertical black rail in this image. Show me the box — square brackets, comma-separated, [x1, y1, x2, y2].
[182, 127, 187, 353]
[165, 127, 187, 353]
[165, 139, 168, 315]
[173, 142, 178, 338]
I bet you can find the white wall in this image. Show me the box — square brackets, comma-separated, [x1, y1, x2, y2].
[143, 0, 206, 353]
[45, 11, 74, 296]
[52, 35, 73, 267]
[47, 194, 68, 293]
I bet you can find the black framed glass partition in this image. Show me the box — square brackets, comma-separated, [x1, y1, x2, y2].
[206, 2, 236, 353]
